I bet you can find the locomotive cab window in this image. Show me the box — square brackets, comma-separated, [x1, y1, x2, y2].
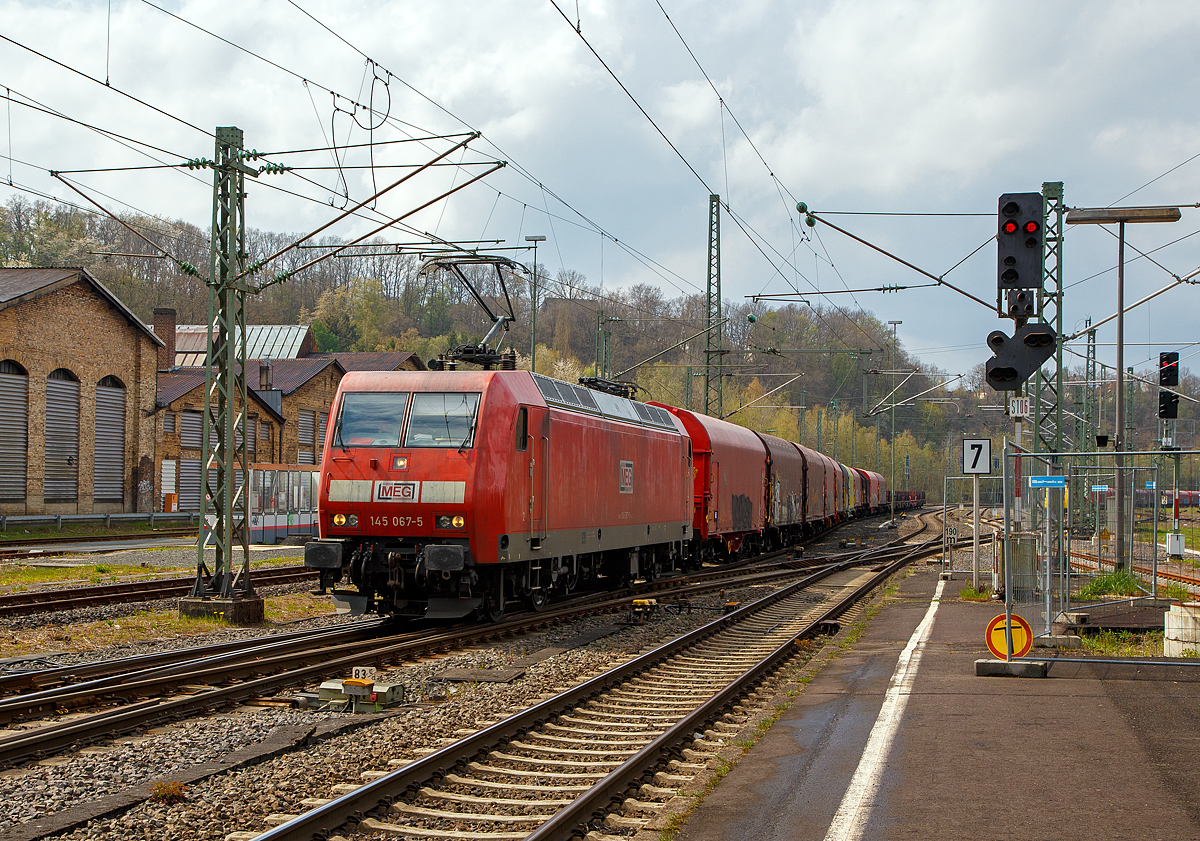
[336, 392, 409, 447]
[404, 392, 481, 449]
[515, 407, 527, 451]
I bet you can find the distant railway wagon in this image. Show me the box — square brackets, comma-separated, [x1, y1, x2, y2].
[305, 371, 894, 619]
[199, 464, 320, 546]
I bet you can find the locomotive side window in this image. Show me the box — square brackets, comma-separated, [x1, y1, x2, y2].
[404, 392, 482, 448]
[337, 392, 409, 447]
[516, 407, 528, 451]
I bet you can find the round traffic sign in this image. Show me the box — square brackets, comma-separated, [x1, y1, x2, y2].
[985, 613, 1033, 659]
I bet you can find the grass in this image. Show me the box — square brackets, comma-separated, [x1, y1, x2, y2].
[1076, 569, 1143, 600]
[0, 592, 336, 660]
[0, 555, 302, 590]
[1132, 522, 1200, 551]
[0, 520, 168, 542]
[0, 562, 151, 588]
[958, 584, 992, 602]
[1160, 581, 1194, 602]
[1080, 630, 1164, 657]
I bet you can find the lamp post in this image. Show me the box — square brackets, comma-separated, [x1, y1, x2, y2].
[1065, 206, 1180, 570]
[525, 235, 546, 372]
[889, 320, 902, 524]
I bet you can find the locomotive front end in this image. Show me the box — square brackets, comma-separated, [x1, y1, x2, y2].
[305, 371, 497, 618]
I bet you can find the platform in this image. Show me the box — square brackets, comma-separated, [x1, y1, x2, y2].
[673, 567, 1200, 840]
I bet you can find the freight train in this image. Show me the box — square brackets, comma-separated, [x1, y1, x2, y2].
[303, 370, 921, 620]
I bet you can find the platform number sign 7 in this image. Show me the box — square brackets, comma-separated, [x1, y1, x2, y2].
[962, 438, 992, 475]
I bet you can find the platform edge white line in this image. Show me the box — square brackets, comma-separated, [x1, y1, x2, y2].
[822, 578, 946, 841]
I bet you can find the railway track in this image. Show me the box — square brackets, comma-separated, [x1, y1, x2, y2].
[245, 530, 940, 841]
[0, 514, 949, 772]
[1069, 550, 1200, 593]
[0, 528, 198, 560]
[0, 564, 317, 617]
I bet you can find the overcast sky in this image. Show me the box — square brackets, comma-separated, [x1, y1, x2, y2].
[4, 0, 1200, 383]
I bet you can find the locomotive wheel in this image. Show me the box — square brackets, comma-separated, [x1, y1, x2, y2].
[479, 572, 506, 623]
[483, 598, 506, 623]
[524, 589, 547, 611]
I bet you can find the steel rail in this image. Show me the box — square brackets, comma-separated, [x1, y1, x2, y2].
[0, 527, 197, 549]
[252, 535, 938, 841]
[527, 543, 928, 841]
[0, 515, 941, 768]
[0, 621, 395, 723]
[0, 565, 315, 617]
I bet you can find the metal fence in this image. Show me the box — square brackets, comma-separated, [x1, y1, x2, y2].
[998, 443, 1199, 649]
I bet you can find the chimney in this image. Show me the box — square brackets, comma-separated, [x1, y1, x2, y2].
[152, 307, 176, 370]
[259, 359, 273, 391]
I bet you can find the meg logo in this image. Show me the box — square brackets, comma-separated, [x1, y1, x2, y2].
[619, 460, 634, 494]
[374, 481, 419, 502]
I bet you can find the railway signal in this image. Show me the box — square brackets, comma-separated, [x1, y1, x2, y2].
[984, 322, 1057, 390]
[1160, 351, 1179, 386]
[996, 192, 1044, 318]
[1159, 390, 1179, 419]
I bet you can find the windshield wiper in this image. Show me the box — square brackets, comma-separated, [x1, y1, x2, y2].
[458, 413, 478, 453]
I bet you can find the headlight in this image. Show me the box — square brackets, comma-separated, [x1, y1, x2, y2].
[348, 514, 358, 527]
[436, 514, 466, 530]
[332, 513, 346, 526]
[452, 515, 465, 528]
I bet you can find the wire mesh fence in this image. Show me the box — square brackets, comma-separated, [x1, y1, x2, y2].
[995, 444, 1200, 654]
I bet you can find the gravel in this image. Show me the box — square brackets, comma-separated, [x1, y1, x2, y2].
[1, 518, 915, 841]
[4, 589, 766, 841]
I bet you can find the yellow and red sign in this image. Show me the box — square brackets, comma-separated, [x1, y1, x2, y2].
[985, 613, 1033, 659]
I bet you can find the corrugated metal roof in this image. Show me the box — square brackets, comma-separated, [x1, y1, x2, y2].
[307, 351, 426, 371]
[0, 267, 165, 347]
[174, 324, 313, 365]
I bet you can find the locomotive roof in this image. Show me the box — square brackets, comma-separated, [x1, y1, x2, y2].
[530, 373, 677, 431]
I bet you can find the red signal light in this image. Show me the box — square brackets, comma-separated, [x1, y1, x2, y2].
[1001, 220, 1019, 234]
[1024, 220, 1039, 233]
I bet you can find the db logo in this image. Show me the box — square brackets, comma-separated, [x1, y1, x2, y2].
[375, 481, 419, 502]
[619, 460, 634, 494]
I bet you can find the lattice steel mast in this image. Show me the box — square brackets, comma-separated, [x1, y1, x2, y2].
[1034, 181, 1065, 457]
[704, 195, 723, 418]
[192, 127, 260, 606]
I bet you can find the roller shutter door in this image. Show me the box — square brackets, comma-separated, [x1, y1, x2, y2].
[298, 410, 315, 464]
[45, 378, 80, 501]
[0, 371, 27, 501]
[318, 412, 328, 453]
[179, 462, 246, 513]
[179, 458, 201, 511]
[94, 385, 126, 503]
[180, 411, 203, 449]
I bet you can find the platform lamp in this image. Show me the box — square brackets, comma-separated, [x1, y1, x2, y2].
[525, 235, 546, 372]
[888, 320, 902, 524]
[1065, 205, 1180, 570]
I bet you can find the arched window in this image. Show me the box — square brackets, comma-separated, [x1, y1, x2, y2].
[95, 375, 127, 503]
[45, 368, 80, 502]
[0, 360, 28, 502]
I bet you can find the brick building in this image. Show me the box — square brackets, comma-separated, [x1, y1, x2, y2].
[0, 277, 429, 516]
[152, 312, 433, 512]
[153, 367, 287, 512]
[0, 268, 162, 515]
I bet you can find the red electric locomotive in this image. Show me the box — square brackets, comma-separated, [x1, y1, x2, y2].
[306, 370, 899, 620]
[305, 370, 691, 619]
